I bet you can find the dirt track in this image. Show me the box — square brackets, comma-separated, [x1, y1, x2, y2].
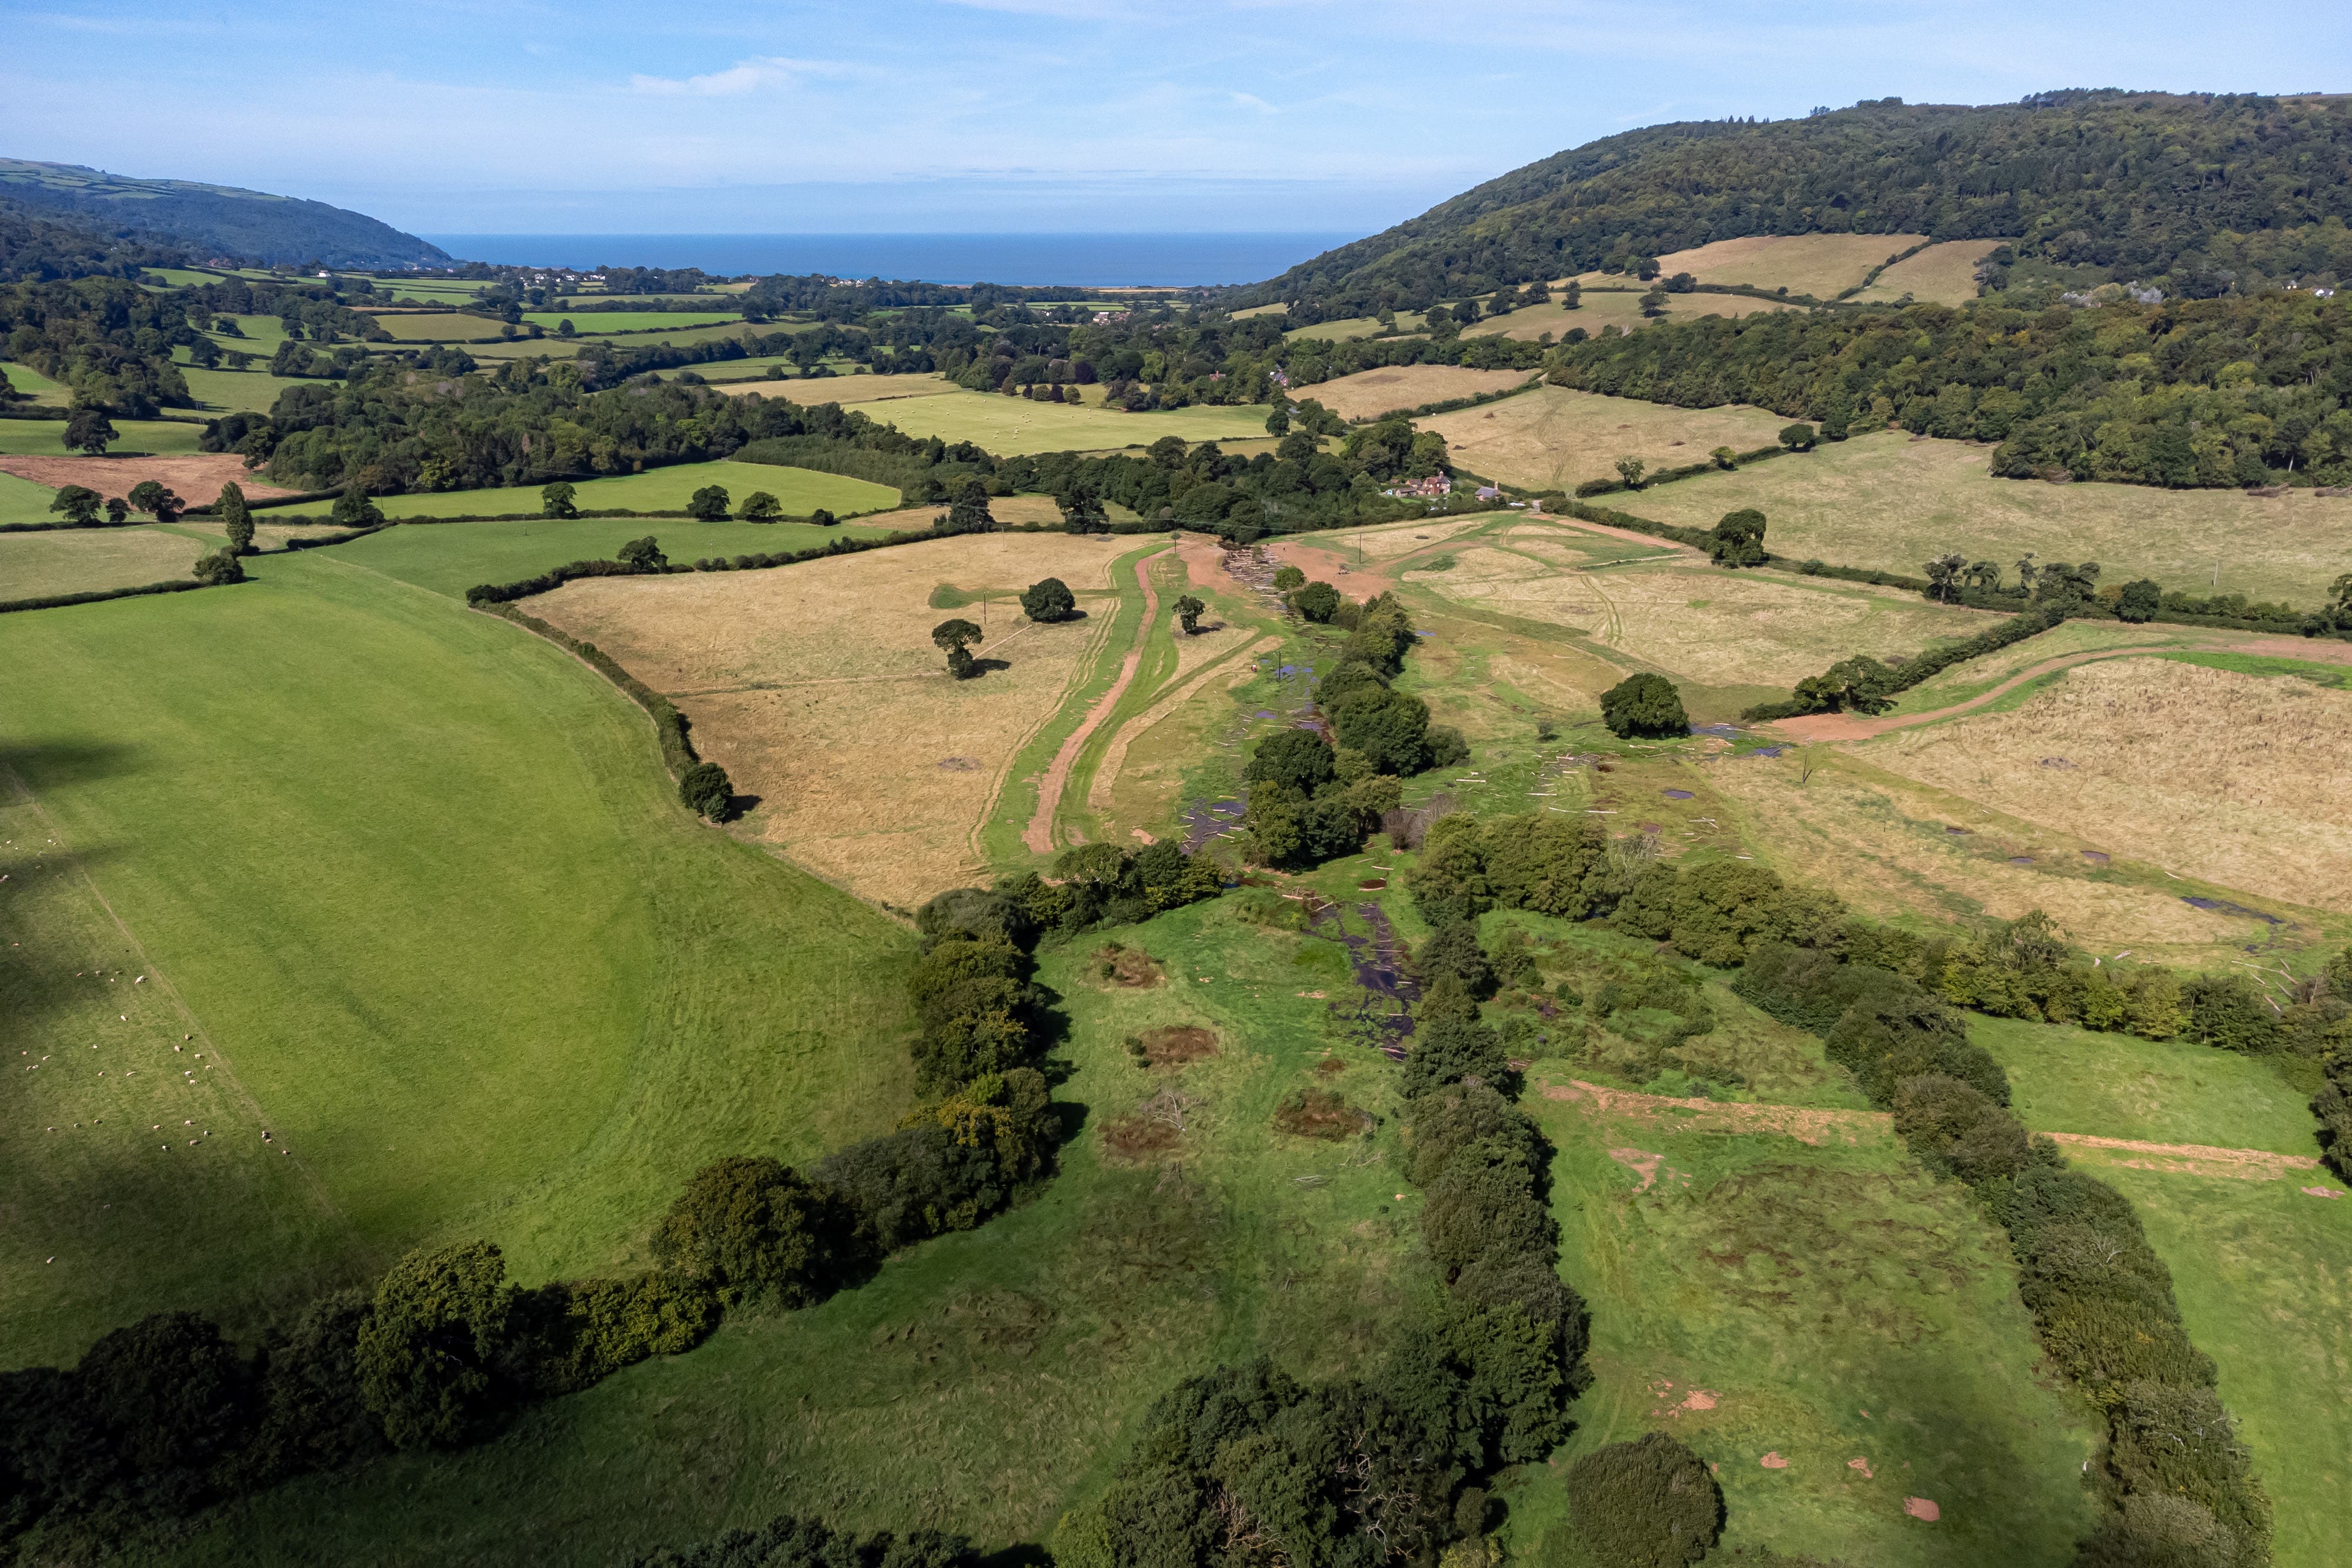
[0, 453, 304, 504]
[1768, 636, 2352, 743]
[1023, 547, 1171, 853]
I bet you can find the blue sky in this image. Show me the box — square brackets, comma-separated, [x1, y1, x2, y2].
[4, 1, 2348, 235]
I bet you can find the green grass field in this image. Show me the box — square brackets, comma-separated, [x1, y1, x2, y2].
[174, 363, 316, 414]
[0, 549, 918, 1371]
[4, 359, 71, 403]
[0, 470, 66, 524]
[1974, 1015, 2320, 1155]
[1524, 1103, 2101, 1565]
[126, 894, 1434, 1565]
[0, 524, 204, 595]
[337, 516, 908, 599]
[369, 461, 899, 523]
[523, 312, 741, 334]
[1628, 430, 2352, 606]
[832, 386, 1272, 455]
[0, 419, 208, 456]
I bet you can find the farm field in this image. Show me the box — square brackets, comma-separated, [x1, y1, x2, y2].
[369, 460, 900, 521]
[1626, 429, 2352, 606]
[523, 311, 740, 333]
[333, 516, 908, 599]
[823, 385, 1273, 454]
[173, 363, 319, 414]
[0, 453, 296, 520]
[1469, 289, 1802, 343]
[532, 531, 1161, 905]
[1299, 364, 1535, 419]
[2, 359, 69, 403]
[1863, 657, 2352, 915]
[719, 370, 965, 406]
[1851, 240, 2006, 305]
[1, 469, 67, 524]
[0, 419, 208, 456]
[0, 524, 204, 596]
[360, 312, 509, 342]
[1418, 385, 1791, 492]
[1646, 233, 1932, 297]
[0, 549, 917, 1369]
[122, 897, 1445, 1566]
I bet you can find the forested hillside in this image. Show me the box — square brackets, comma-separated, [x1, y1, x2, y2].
[0, 158, 449, 269]
[1242, 91, 2352, 312]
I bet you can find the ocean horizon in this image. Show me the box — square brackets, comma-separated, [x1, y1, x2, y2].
[415, 232, 1354, 288]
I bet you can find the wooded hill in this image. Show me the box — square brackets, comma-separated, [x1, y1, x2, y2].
[0, 158, 450, 270]
[1238, 91, 2352, 313]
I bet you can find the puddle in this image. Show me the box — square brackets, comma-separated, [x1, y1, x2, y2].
[2080, 850, 2110, 864]
[2007, 856, 2034, 865]
[1688, 723, 1740, 737]
[2181, 895, 2288, 926]
[1662, 789, 1695, 800]
[1311, 900, 1419, 1058]
[1180, 797, 1247, 853]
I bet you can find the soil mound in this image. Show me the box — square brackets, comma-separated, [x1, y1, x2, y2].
[1272, 1086, 1372, 1141]
[1128, 1025, 1218, 1066]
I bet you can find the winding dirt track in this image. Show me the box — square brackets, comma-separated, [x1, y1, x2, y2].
[1768, 635, 2352, 744]
[1023, 547, 1171, 854]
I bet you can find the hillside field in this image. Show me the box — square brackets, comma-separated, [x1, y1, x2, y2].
[1417, 385, 1795, 494]
[1302, 365, 1535, 419]
[1631, 233, 1931, 298]
[826, 385, 1274, 454]
[369, 460, 900, 521]
[1852, 240, 2006, 305]
[0, 524, 204, 596]
[1625, 429, 2352, 606]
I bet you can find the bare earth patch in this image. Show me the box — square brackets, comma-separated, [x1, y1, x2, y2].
[1130, 1024, 1217, 1065]
[1095, 944, 1166, 988]
[1866, 659, 2352, 913]
[0, 454, 303, 503]
[532, 531, 1139, 907]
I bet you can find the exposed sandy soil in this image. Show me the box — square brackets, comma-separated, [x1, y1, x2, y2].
[0, 454, 303, 503]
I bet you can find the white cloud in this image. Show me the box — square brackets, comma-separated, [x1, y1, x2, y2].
[629, 56, 852, 96]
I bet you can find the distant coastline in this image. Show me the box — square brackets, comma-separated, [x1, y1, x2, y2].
[415, 232, 1352, 287]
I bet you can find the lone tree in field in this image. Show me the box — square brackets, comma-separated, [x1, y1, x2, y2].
[1599, 673, 1688, 738]
[678, 760, 734, 821]
[687, 484, 731, 521]
[1614, 455, 1646, 490]
[739, 490, 781, 521]
[1708, 508, 1767, 567]
[218, 482, 253, 554]
[1779, 423, 1817, 451]
[1565, 1432, 1723, 1568]
[48, 484, 101, 525]
[1174, 594, 1207, 634]
[1020, 577, 1078, 623]
[617, 536, 667, 570]
[64, 407, 116, 456]
[540, 481, 579, 519]
[933, 618, 984, 678]
[809, 507, 836, 527]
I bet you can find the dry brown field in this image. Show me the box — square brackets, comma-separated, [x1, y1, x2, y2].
[1301, 366, 1535, 420]
[717, 372, 963, 406]
[1471, 290, 1801, 343]
[1416, 385, 1791, 492]
[1628, 430, 2352, 607]
[850, 493, 1078, 531]
[532, 532, 1149, 905]
[0, 526, 205, 597]
[1645, 233, 1930, 297]
[0, 453, 302, 503]
[1863, 658, 2352, 915]
[1851, 240, 2008, 305]
[1412, 538, 1992, 686]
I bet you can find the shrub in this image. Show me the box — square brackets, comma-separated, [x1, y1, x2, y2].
[1706, 508, 1768, 567]
[649, 1156, 858, 1308]
[1563, 1432, 1723, 1568]
[617, 535, 667, 569]
[1019, 576, 1077, 621]
[1326, 683, 1432, 774]
[355, 1241, 518, 1451]
[1272, 564, 1305, 591]
[678, 760, 733, 820]
[1291, 580, 1342, 621]
[1245, 727, 1336, 793]
[1778, 423, 1817, 451]
[1404, 1081, 1542, 1188]
[686, 484, 731, 520]
[629, 1513, 978, 1568]
[1400, 1012, 1513, 1099]
[192, 549, 246, 585]
[739, 490, 781, 521]
[540, 481, 579, 519]
[1599, 673, 1686, 738]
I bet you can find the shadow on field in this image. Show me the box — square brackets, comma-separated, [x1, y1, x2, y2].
[2, 740, 142, 794]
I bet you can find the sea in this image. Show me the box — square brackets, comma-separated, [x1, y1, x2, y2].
[413, 233, 1354, 288]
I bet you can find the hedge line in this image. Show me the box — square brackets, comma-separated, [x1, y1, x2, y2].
[0, 576, 218, 616]
[1741, 603, 2065, 720]
[1571, 442, 1792, 497]
[1401, 834, 2278, 1564]
[483, 603, 700, 780]
[1351, 373, 1546, 425]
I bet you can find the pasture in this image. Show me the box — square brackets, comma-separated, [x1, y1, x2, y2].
[2, 359, 69, 403]
[174, 363, 319, 414]
[1851, 240, 2006, 306]
[0, 469, 66, 525]
[369, 460, 900, 522]
[121, 897, 1442, 1566]
[1468, 289, 1800, 343]
[719, 370, 965, 407]
[821, 385, 1274, 455]
[1298, 365, 1535, 419]
[1865, 657, 2352, 915]
[361, 313, 509, 342]
[0, 419, 208, 457]
[1626, 429, 2352, 606]
[523, 311, 741, 334]
[0, 453, 300, 519]
[1646, 233, 1931, 297]
[1416, 385, 1791, 492]
[0, 549, 917, 1368]
[332, 516, 910, 600]
[0, 526, 204, 596]
[531, 531, 1162, 905]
